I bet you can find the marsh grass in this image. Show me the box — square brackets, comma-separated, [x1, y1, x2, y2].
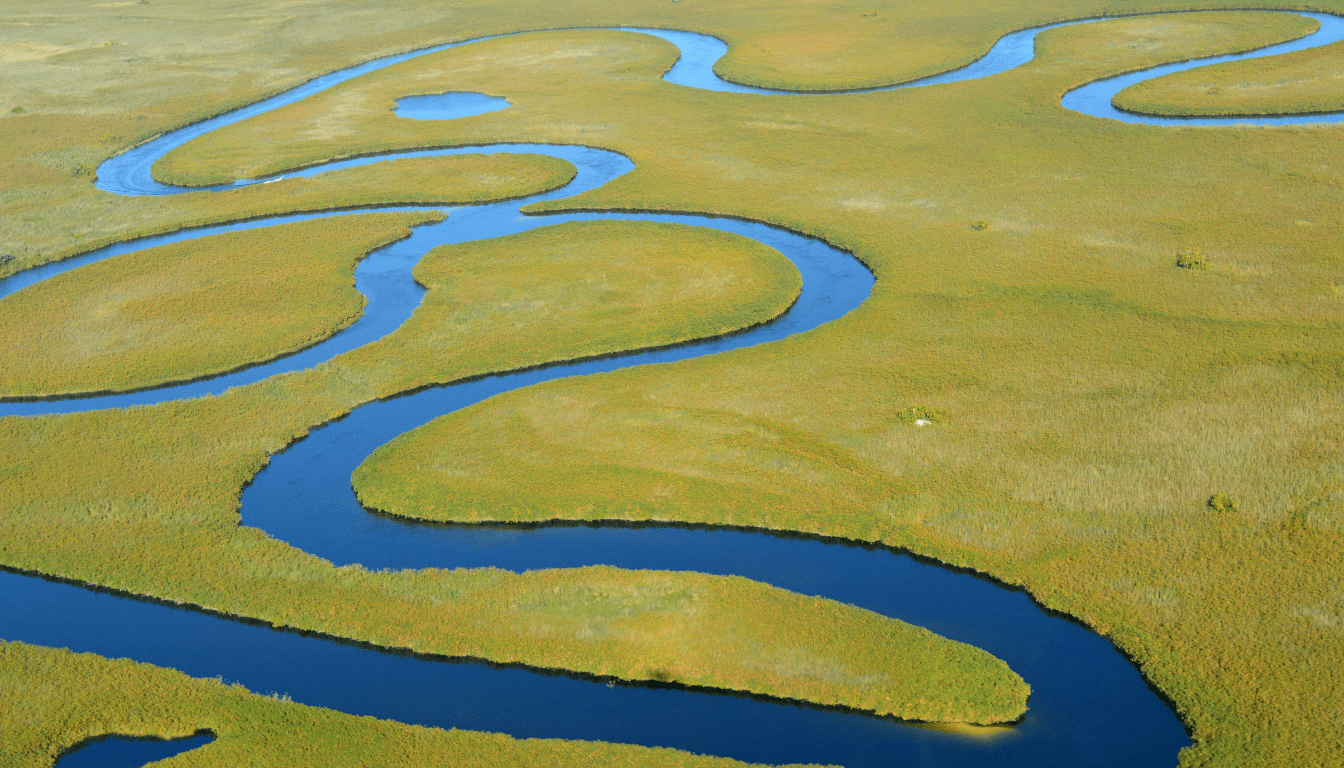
[1114, 38, 1344, 116]
[1, 641, 823, 768]
[0, 212, 441, 398]
[0, 149, 573, 280]
[144, 11, 1344, 765]
[4, 2, 1344, 764]
[0, 219, 1029, 724]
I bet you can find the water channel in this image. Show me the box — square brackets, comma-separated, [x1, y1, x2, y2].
[7, 11, 1341, 767]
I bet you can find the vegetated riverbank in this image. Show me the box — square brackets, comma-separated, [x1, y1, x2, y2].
[0, 212, 440, 399]
[0, 641, 823, 768]
[1113, 38, 1344, 115]
[345, 220, 803, 394]
[1, 0, 1324, 270]
[133, 11, 1344, 766]
[0, 216, 1032, 725]
[3, 2, 1343, 765]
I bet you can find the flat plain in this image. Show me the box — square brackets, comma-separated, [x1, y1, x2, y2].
[2, 0, 1342, 766]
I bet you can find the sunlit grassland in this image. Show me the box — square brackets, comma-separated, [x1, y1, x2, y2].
[0, 142, 573, 279]
[138, 11, 1344, 765]
[4, 1, 1344, 764]
[0, 642, 826, 768]
[0, 219, 1032, 724]
[343, 220, 801, 394]
[2, 0, 1332, 267]
[0, 212, 440, 398]
[1115, 38, 1344, 115]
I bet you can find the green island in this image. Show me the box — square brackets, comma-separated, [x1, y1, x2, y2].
[1115, 39, 1344, 116]
[3, 0, 1343, 766]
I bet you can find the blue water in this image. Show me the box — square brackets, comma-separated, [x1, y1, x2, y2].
[54, 733, 214, 768]
[395, 91, 510, 120]
[7, 10, 1337, 766]
[1063, 12, 1344, 125]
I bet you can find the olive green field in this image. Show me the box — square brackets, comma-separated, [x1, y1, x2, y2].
[0, 641, 827, 768]
[2, 0, 1343, 767]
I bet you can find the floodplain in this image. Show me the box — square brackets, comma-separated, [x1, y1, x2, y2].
[1, 0, 1342, 767]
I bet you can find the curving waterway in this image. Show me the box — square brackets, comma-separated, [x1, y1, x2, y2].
[7, 11, 1342, 767]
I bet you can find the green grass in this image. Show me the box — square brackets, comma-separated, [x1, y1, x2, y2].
[0, 218, 1029, 725]
[4, 1, 1344, 765]
[133, 9, 1344, 765]
[342, 220, 802, 394]
[0, 641, 826, 768]
[1114, 37, 1344, 116]
[0, 212, 440, 398]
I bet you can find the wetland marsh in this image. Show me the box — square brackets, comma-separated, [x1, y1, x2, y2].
[2, 1, 1343, 766]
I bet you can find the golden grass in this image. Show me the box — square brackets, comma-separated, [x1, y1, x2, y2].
[1114, 38, 1344, 116]
[4, 2, 1344, 765]
[0, 212, 440, 398]
[1, 641, 825, 768]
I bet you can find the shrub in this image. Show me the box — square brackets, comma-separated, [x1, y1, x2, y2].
[1208, 493, 1238, 513]
[1176, 247, 1206, 269]
[10, 106, 24, 115]
[970, 220, 989, 231]
[896, 405, 946, 425]
[70, 164, 95, 178]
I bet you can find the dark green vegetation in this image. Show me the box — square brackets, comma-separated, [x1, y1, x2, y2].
[3, 0, 1344, 765]
[1114, 38, 1344, 115]
[0, 213, 440, 398]
[1, 641, 823, 768]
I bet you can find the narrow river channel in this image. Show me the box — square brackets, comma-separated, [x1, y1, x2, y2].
[7, 11, 1341, 767]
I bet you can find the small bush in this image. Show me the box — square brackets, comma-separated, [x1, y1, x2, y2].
[1176, 248, 1206, 270]
[896, 405, 946, 425]
[100, 134, 121, 144]
[1208, 493, 1238, 513]
[970, 220, 989, 231]
[10, 106, 24, 115]
[70, 164, 95, 178]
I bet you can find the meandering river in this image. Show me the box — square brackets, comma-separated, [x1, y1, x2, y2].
[7, 11, 1340, 767]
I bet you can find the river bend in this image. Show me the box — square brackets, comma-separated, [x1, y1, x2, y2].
[8, 11, 1340, 767]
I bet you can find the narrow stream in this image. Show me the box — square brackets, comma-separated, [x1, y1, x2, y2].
[8, 11, 1338, 767]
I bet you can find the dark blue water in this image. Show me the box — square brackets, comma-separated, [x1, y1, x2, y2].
[9, 10, 1332, 766]
[54, 733, 214, 768]
[1, 561, 1184, 767]
[395, 91, 510, 120]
